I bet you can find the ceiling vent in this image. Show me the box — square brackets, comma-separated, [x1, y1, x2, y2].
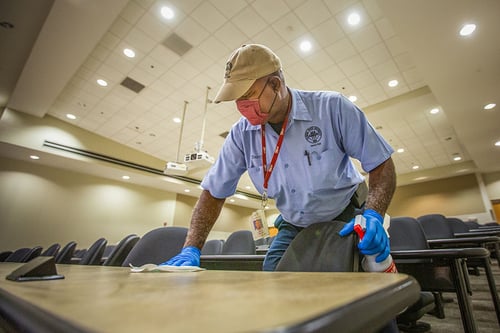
[162, 33, 193, 56]
[120, 76, 145, 93]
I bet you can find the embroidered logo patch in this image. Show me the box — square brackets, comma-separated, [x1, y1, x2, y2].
[305, 126, 322, 144]
[224, 62, 233, 78]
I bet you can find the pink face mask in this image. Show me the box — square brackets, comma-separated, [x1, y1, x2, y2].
[236, 99, 269, 125]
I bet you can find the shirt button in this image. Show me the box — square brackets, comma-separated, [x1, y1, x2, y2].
[300, 211, 304, 215]
[284, 163, 289, 168]
[291, 189, 296, 193]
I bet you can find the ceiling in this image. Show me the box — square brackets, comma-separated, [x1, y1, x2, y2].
[1, 0, 499, 208]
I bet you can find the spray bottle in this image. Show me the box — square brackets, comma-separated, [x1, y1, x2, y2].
[353, 214, 397, 273]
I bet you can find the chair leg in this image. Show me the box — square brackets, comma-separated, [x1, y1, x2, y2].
[450, 258, 478, 333]
[428, 292, 446, 319]
[461, 260, 473, 296]
[494, 243, 500, 268]
[482, 258, 500, 325]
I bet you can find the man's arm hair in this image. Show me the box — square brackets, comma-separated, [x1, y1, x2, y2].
[364, 157, 396, 216]
[184, 189, 226, 249]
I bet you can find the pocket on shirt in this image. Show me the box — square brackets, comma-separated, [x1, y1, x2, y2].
[304, 148, 338, 191]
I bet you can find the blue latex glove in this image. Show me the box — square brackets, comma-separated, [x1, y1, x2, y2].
[160, 246, 201, 267]
[339, 209, 390, 263]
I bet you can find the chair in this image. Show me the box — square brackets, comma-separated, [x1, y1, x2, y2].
[201, 239, 224, 255]
[102, 245, 116, 261]
[389, 216, 492, 333]
[121, 227, 188, 267]
[4, 246, 42, 263]
[55, 241, 77, 264]
[40, 243, 60, 257]
[0, 251, 13, 262]
[78, 238, 107, 265]
[103, 234, 140, 266]
[221, 230, 256, 255]
[276, 221, 359, 272]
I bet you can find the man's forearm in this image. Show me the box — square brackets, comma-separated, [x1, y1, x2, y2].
[365, 157, 396, 216]
[184, 189, 226, 249]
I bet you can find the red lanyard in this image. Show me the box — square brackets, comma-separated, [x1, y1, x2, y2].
[260, 107, 291, 208]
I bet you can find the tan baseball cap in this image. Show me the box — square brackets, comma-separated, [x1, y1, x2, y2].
[213, 44, 282, 103]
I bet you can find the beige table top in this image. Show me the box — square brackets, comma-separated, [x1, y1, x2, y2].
[0, 263, 419, 333]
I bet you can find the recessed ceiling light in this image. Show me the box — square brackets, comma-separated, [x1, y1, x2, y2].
[30, 155, 40, 160]
[429, 108, 440, 114]
[412, 165, 419, 170]
[97, 79, 108, 87]
[388, 79, 399, 87]
[495, 140, 500, 147]
[414, 176, 428, 181]
[173, 117, 181, 123]
[184, 189, 190, 193]
[397, 148, 405, 153]
[229, 199, 235, 203]
[347, 12, 361, 26]
[122, 175, 130, 180]
[348, 95, 357, 102]
[66, 114, 76, 120]
[161, 6, 175, 20]
[299, 40, 312, 52]
[484, 103, 496, 110]
[245, 186, 251, 189]
[123, 48, 136, 58]
[459, 23, 476, 36]
[453, 156, 462, 161]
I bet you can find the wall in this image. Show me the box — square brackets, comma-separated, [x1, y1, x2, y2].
[0, 156, 177, 252]
[484, 171, 500, 200]
[173, 194, 261, 241]
[389, 173, 486, 220]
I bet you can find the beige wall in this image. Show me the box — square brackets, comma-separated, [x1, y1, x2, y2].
[389, 173, 485, 218]
[173, 194, 257, 240]
[484, 171, 500, 200]
[0, 156, 177, 252]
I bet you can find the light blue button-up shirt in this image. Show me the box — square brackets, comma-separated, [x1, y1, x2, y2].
[201, 88, 394, 227]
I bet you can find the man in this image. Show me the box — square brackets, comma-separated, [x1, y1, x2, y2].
[164, 44, 396, 272]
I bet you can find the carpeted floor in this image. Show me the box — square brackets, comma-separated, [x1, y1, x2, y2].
[410, 260, 500, 333]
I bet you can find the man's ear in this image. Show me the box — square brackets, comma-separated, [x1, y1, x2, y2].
[270, 77, 281, 92]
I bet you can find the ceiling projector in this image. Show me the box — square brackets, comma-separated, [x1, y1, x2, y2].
[163, 161, 188, 176]
[184, 151, 214, 169]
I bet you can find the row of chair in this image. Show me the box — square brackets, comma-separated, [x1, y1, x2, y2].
[389, 214, 500, 333]
[0, 228, 260, 268]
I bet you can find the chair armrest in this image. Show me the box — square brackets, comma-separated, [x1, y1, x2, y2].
[200, 255, 266, 271]
[391, 247, 489, 260]
[454, 231, 500, 237]
[427, 236, 499, 247]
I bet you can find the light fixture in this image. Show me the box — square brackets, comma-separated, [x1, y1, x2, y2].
[29, 155, 40, 160]
[347, 12, 361, 26]
[412, 165, 419, 170]
[184, 189, 190, 193]
[484, 103, 496, 110]
[388, 79, 398, 88]
[348, 95, 358, 102]
[161, 6, 175, 20]
[229, 199, 235, 203]
[173, 117, 181, 123]
[122, 175, 130, 180]
[453, 155, 462, 161]
[97, 79, 108, 87]
[123, 48, 136, 58]
[495, 140, 500, 147]
[299, 40, 312, 52]
[459, 23, 476, 36]
[66, 114, 76, 120]
[429, 108, 440, 114]
[397, 148, 405, 153]
[414, 176, 428, 181]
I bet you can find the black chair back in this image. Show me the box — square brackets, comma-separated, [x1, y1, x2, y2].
[0, 251, 13, 262]
[417, 214, 453, 239]
[79, 238, 107, 265]
[122, 227, 188, 267]
[221, 230, 256, 255]
[201, 239, 224, 255]
[446, 217, 471, 233]
[41, 243, 61, 257]
[55, 241, 77, 264]
[103, 235, 140, 266]
[276, 221, 359, 272]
